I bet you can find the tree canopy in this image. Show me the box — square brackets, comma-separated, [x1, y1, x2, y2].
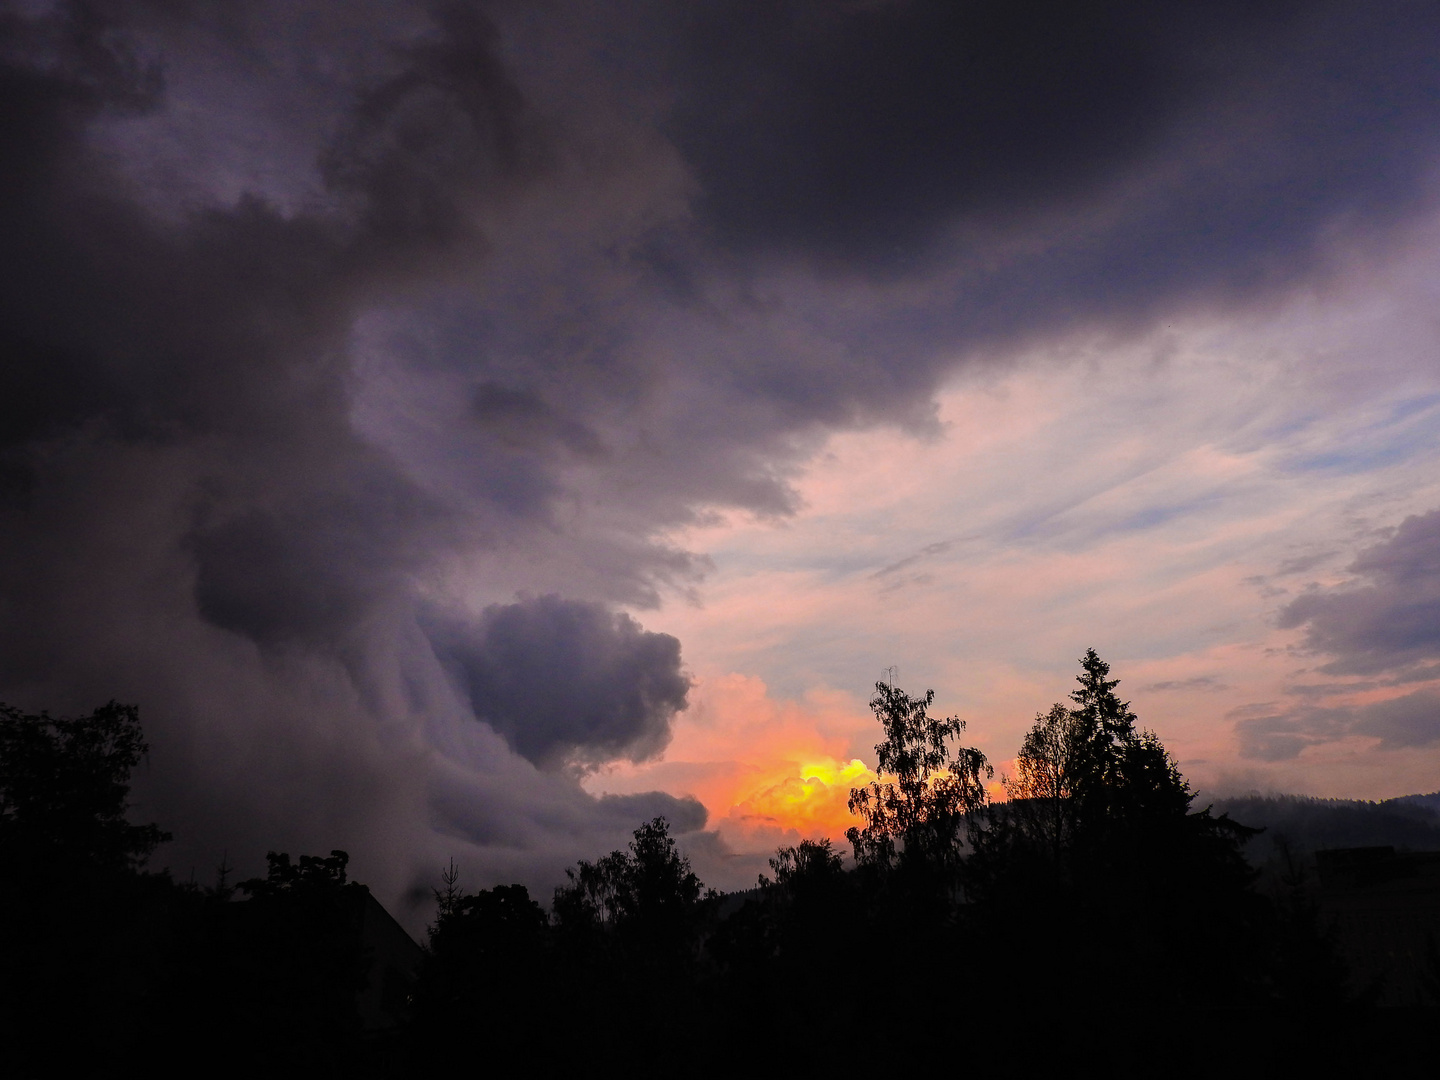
[0, 700, 169, 876]
[1002, 649, 1193, 858]
[845, 681, 991, 877]
[239, 849, 354, 898]
[553, 816, 704, 946]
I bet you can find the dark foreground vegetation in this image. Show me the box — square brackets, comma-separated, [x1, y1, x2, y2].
[3, 653, 1438, 1075]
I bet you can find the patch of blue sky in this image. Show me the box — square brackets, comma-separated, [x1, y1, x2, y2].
[1108, 498, 1226, 536]
[1295, 442, 1427, 475]
[1383, 391, 1440, 426]
[994, 486, 1230, 552]
[1282, 395, 1440, 476]
[1241, 410, 1324, 451]
[993, 501, 1085, 546]
[972, 460, 1184, 549]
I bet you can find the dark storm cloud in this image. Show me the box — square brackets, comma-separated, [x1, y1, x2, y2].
[0, 1, 713, 907]
[0, 0, 564, 657]
[668, 1, 1440, 318]
[4, 0, 1440, 904]
[348, 0, 1440, 498]
[427, 596, 690, 769]
[670, 0, 1214, 260]
[472, 383, 604, 459]
[320, 0, 548, 256]
[188, 464, 442, 648]
[1279, 510, 1440, 676]
[1235, 689, 1440, 761]
[0, 2, 537, 455]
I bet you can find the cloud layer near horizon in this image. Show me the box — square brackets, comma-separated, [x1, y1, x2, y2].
[3, 1, 1440, 907]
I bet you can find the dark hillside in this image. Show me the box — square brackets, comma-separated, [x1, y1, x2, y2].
[1209, 792, 1440, 861]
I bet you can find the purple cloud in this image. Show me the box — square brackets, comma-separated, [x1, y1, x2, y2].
[1280, 510, 1440, 676]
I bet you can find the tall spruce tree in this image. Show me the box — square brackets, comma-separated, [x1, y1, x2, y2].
[1005, 649, 1191, 848]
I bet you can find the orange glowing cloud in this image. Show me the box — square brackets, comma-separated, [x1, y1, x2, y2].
[582, 672, 879, 853]
[730, 755, 874, 836]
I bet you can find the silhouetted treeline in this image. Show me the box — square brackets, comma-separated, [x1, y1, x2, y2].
[0, 701, 411, 1077]
[4, 657, 1439, 1075]
[407, 653, 1440, 1072]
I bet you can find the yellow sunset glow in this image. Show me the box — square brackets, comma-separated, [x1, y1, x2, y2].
[730, 756, 875, 835]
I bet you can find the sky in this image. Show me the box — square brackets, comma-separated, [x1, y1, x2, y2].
[3, 0, 1440, 920]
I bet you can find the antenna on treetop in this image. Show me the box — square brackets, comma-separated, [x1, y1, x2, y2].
[214, 851, 233, 900]
[882, 665, 898, 688]
[436, 857, 462, 919]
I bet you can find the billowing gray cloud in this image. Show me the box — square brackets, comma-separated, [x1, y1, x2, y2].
[1279, 510, 1440, 675]
[596, 791, 707, 834]
[1235, 689, 1440, 761]
[0, 2, 714, 910]
[427, 596, 690, 769]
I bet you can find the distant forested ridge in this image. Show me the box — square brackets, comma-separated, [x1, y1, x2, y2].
[1210, 791, 1440, 858]
[3, 654, 1438, 1074]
